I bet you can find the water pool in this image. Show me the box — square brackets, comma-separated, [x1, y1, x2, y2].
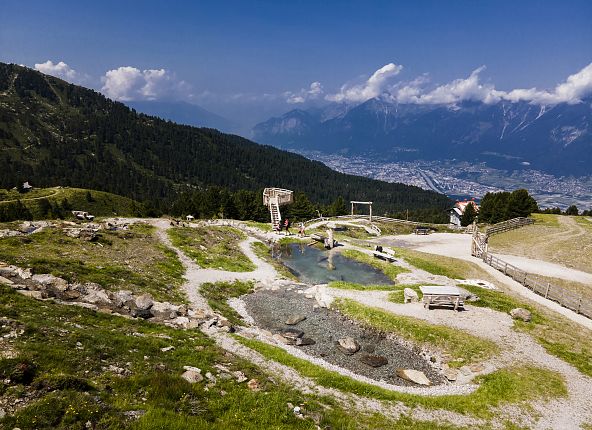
[274, 243, 393, 285]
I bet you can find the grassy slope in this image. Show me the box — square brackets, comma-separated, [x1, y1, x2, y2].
[0, 187, 146, 219]
[168, 226, 255, 272]
[0, 223, 185, 303]
[0, 286, 467, 430]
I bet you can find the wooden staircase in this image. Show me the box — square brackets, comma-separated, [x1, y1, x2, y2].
[263, 188, 294, 230]
[269, 197, 281, 230]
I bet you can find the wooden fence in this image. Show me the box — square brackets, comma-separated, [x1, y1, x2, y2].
[485, 217, 535, 237]
[481, 252, 592, 319]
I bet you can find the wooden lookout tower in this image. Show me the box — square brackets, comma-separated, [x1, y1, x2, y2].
[263, 188, 293, 230]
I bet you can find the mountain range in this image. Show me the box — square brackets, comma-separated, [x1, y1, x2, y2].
[253, 97, 592, 176]
[0, 62, 450, 216]
[126, 100, 237, 133]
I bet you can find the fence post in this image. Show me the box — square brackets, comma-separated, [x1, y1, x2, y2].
[504, 263, 508, 275]
[545, 283, 550, 298]
[577, 298, 582, 314]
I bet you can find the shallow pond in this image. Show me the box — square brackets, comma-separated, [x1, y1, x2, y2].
[274, 243, 393, 285]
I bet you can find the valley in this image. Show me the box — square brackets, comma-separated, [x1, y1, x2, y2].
[295, 151, 592, 209]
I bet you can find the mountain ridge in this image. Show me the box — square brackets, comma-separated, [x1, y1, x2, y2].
[253, 97, 592, 175]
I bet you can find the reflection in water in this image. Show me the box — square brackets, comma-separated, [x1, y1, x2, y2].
[273, 243, 393, 286]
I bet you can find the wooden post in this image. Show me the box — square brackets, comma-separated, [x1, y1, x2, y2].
[545, 283, 550, 298]
[577, 298, 582, 314]
[369, 204, 372, 222]
[351, 202, 354, 216]
[504, 263, 508, 275]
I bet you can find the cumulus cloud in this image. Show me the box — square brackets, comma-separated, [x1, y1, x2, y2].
[34, 60, 81, 83]
[284, 81, 324, 104]
[326, 63, 403, 103]
[502, 62, 592, 104]
[101, 66, 191, 101]
[393, 66, 503, 105]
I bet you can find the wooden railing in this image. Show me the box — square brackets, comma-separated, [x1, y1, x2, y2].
[481, 252, 592, 319]
[485, 217, 535, 237]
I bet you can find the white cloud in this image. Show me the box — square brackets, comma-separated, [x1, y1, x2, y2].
[395, 66, 502, 105]
[502, 62, 592, 104]
[284, 81, 324, 104]
[101, 66, 191, 101]
[326, 63, 403, 103]
[34, 60, 81, 83]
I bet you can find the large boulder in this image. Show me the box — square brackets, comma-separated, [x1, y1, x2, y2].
[396, 369, 431, 386]
[81, 283, 112, 306]
[32, 274, 69, 295]
[181, 366, 203, 384]
[510, 308, 532, 322]
[150, 301, 180, 319]
[112, 290, 135, 308]
[337, 337, 360, 355]
[403, 288, 419, 303]
[135, 294, 154, 311]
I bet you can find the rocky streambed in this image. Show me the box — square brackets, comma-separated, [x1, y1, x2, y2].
[242, 286, 445, 386]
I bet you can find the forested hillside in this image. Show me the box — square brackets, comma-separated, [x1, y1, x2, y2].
[0, 63, 450, 218]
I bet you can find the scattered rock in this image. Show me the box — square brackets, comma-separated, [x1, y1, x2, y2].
[281, 328, 304, 340]
[337, 337, 360, 355]
[272, 334, 293, 345]
[296, 337, 316, 346]
[469, 363, 485, 373]
[112, 290, 134, 308]
[396, 368, 431, 386]
[403, 288, 419, 303]
[81, 283, 112, 306]
[135, 294, 154, 311]
[232, 371, 247, 383]
[160, 346, 175, 352]
[443, 368, 458, 381]
[0, 275, 13, 285]
[247, 378, 260, 391]
[285, 314, 306, 325]
[17, 290, 43, 299]
[360, 354, 388, 368]
[510, 308, 532, 322]
[123, 410, 146, 420]
[181, 368, 203, 384]
[459, 366, 472, 376]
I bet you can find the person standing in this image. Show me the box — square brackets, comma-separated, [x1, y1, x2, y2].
[284, 218, 290, 235]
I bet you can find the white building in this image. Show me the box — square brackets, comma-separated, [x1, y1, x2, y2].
[449, 200, 479, 227]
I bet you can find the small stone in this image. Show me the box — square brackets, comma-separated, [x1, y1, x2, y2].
[160, 346, 175, 352]
[247, 378, 260, 391]
[0, 408, 5, 419]
[285, 314, 306, 325]
[18, 290, 43, 299]
[459, 366, 472, 376]
[396, 369, 431, 386]
[232, 371, 247, 383]
[181, 370, 203, 384]
[404, 288, 419, 303]
[469, 363, 485, 373]
[281, 328, 304, 340]
[444, 368, 458, 381]
[510, 308, 532, 322]
[360, 354, 388, 368]
[296, 337, 316, 346]
[337, 337, 360, 355]
[273, 334, 293, 345]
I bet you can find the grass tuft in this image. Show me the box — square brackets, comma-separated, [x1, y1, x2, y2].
[340, 249, 409, 280]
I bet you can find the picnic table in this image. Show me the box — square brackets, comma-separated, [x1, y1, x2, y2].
[419, 286, 464, 311]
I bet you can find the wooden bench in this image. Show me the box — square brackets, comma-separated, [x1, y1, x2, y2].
[419, 286, 464, 311]
[414, 228, 431, 235]
[373, 251, 396, 262]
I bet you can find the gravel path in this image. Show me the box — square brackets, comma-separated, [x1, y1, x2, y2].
[490, 253, 592, 284]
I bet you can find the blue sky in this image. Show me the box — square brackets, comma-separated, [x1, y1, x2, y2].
[1, 0, 591, 125]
